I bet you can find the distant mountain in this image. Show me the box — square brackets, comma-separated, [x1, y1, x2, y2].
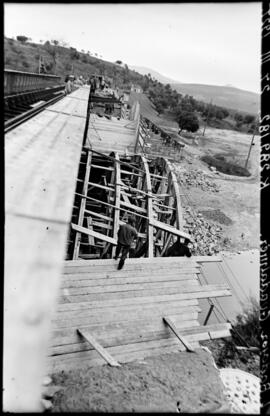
[129, 65, 259, 115]
[129, 65, 179, 85]
[172, 83, 259, 115]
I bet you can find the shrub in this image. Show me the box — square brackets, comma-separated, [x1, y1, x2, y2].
[178, 111, 199, 133]
[232, 296, 260, 348]
[22, 60, 30, 68]
[16, 35, 28, 43]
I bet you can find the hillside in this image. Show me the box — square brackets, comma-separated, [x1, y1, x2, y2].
[4, 37, 144, 89]
[171, 83, 259, 115]
[129, 65, 179, 84]
[4, 37, 257, 134]
[129, 66, 259, 115]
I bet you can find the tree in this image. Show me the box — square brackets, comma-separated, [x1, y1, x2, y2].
[178, 111, 199, 133]
[234, 112, 244, 122]
[16, 35, 28, 43]
[44, 41, 58, 72]
[215, 109, 227, 120]
[244, 114, 255, 124]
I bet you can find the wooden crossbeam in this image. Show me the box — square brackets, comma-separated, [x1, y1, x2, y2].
[120, 200, 147, 213]
[88, 181, 114, 192]
[150, 219, 192, 241]
[121, 169, 143, 177]
[90, 164, 114, 171]
[163, 317, 195, 352]
[84, 209, 113, 222]
[77, 329, 120, 367]
[71, 223, 117, 245]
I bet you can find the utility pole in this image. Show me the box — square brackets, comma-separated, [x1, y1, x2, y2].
[202, 99, 213, 136]
[244, 126, 257, 170]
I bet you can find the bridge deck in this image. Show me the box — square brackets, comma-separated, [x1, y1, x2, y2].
[4, 86, 89, 410]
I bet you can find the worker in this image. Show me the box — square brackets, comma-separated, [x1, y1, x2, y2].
[165, 237, 192, 257]
[90, 76, 96, 94]
[65, 76, 72, 94]
[114, 217, 138, 270]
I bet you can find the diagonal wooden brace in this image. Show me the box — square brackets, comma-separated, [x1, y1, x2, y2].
[77, 329, 121, 367]
[163, 317, 195, 353]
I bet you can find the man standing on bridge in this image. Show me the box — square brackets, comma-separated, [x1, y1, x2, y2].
[114, 217, 138, 270]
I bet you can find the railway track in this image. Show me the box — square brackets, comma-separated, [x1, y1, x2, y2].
[4, 85, 66, 133]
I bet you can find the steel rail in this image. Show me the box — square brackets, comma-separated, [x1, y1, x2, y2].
[4, 91, 66, 134]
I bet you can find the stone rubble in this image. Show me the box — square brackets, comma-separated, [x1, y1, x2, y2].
[182, 206, 223, 256]
[173, 166, 220, 193]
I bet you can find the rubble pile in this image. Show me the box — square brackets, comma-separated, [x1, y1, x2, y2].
[183, 208, 223, 256]
[174, 167, 220, 193]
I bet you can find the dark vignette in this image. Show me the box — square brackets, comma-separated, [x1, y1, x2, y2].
[261, 1, 270, 413]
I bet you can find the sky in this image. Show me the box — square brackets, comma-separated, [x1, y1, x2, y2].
[4, 3, 261, 93]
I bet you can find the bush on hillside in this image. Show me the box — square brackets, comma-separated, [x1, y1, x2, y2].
[178, 111, 199, 133]
[16, 35, 28, 43]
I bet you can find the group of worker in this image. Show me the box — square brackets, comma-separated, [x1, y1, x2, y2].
[64, 75, 86, 94]
[114, 216, 192, 270]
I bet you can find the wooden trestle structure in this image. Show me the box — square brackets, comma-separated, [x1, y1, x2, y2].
[4, 84, 232, 410]
[67, 150, 190, 261]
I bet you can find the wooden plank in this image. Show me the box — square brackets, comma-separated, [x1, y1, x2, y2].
[46, 339, 187, 373]
[91, 221, 112, 230]
[56, 297, 199, 313]
[61, 273, 198, 287]
[141, 155, 154, 257]
[62, 266, 200, 276]
[77, 329, 120, 367]
[53, 309, 200, 332]
[86, 217, 95, 245]
[120, 200, 147, 213]
[121, 169, 143, 177]
[90, 164, 114, 171]
[57, 284, 231, 305]
[50, 321, 200, 356]
[88, 181, 115, 192]
[150, 173, 168, 180]
[63, 256, 212, 266]
[53, 304, 200, 327]
[112, 152, 120, 257]
[150, 219, 192, 241]
[164, 159, 184, 230]
[84, 209, 113, 222]
[163, 316, 195, 352]
[59, 279, 200, 296]
[71, 223, 116, 245]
